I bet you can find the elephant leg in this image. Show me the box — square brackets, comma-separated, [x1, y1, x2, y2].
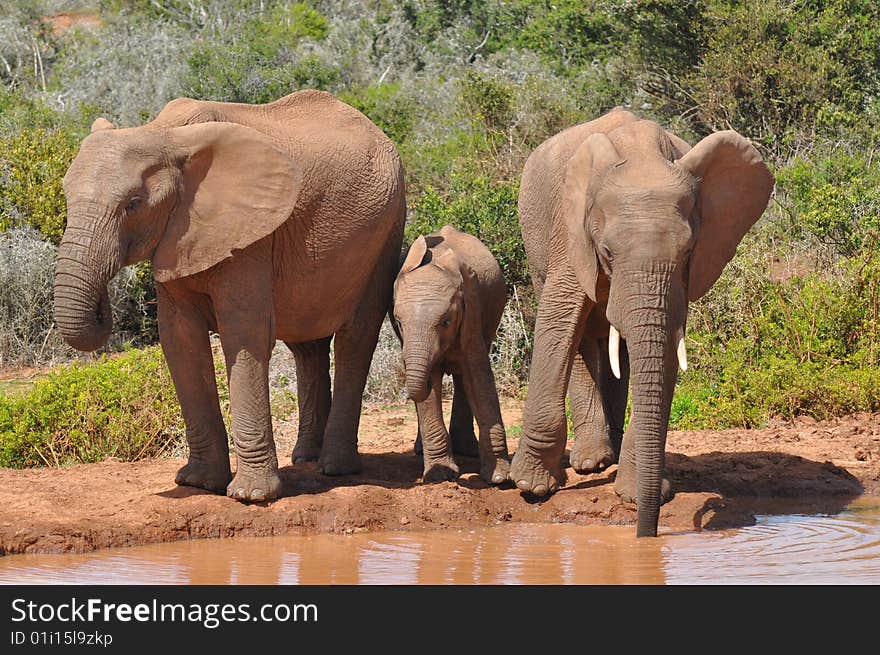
[158, 285, 232, 494]
[509, 268, 590, 495]
[567, 341, 613, 474]
[318, 245, 396, 476]
[460, 351, 510, 485]
[287, 337, 332, 464]
[602, 336, 629, 459]
[418, 368, 458, 481]
[214, 264, 282, 502]
[449, 374, 479, 457]
[568, 332, 630, 473]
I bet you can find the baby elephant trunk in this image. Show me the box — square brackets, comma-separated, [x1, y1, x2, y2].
[402, 336, 438, 403]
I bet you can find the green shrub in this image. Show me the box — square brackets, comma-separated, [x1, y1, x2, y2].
[183, 2, 337, 103]
[0, 126, 78, 244]
[684, 0, 880, 144]
[339, 83, 416, 145]
[672, 249, 880, 428]
[408, 175, 527, 287]
[776, 152, 880, 255]
[0, 347, 193, 467]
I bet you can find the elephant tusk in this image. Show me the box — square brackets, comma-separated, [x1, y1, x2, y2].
[609, 325, 621, 379]
[677, 335, 688, 372]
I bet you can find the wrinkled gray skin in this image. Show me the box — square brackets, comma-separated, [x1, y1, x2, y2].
[510, 108, 774, 536]
[392, 226, 511, 485]
[54, 91, 406, 503]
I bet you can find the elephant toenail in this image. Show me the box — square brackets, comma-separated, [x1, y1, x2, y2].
[250, 489, 264, 500]
[516, 480, 531, 492]
[533, 484, 548, 496]
[585, 459, 594, 469]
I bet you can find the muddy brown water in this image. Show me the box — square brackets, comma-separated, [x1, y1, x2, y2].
[1, 499, 877, 585]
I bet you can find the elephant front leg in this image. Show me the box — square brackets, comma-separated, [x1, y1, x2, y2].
[509, 268, 589, 495]
[417, 368, 458, 482]
[460, 353, 510, 485]
[568, 333, 629, 473]
[215, 282, 282, 502]
[158, 286, 232, 494]
[286, 337, 332, 464]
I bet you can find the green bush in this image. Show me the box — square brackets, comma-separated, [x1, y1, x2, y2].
[672, 250, 880, 428]
[0, 126, 78, 244]
[183, 2, 337, 103]
[408, 175, 527, 287]
[0, 347, 192, 468]
[776, 152, 880, 255]
[683, 0, 880, 144]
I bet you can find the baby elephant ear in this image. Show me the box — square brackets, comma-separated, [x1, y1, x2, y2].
[399, 235, 431, 275]
[90, 117, 116, 132]
[678, 130, 774, 300]
[152, 121, 302, 282]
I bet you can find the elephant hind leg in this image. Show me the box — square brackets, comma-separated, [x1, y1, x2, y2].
[286, 337, 332, 464]
[318, 235, 399, 476]
[449, 374, 479, 457]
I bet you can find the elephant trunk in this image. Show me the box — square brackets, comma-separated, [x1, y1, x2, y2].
[53, 226, 117, 352]
[402, 335, 438, 403]
[612, 266, 681, 538]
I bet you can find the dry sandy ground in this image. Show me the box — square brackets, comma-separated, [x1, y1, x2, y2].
[1, 399, 878, 554]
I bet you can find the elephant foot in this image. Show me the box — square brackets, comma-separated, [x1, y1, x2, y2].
[509, 446, 565, 497]
[423, 456, 460, 482]
[175, 458, 232, 494]
[318, 446, 362, 476]
[226, 467, 282, 502]
[451, 431, 480, 457]
[613, 469, 674, 505]
[291, 437, 322, 464]
[480, 454, 511, 485]
[569, 432, 616, 474]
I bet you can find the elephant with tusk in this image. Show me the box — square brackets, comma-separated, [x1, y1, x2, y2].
[510, 108, 774, 537]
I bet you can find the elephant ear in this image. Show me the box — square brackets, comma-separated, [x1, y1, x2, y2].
[563, 132, 624, 301]
[90, 117, 116, 132]
[398, 235, 432, 276]
[678, 131, 774, 300]
[433, 247, 485, 351]
[152, 122, 302, 282]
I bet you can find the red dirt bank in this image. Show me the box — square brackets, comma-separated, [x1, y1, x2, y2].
[0, 401, 877, 554]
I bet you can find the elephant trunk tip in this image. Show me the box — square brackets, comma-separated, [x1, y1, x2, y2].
[54, 281, 113, 352]
[404, 371, 432, 403]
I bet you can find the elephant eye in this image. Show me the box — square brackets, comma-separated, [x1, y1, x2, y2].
[125, 196, 143, 213]
[441, 317, 451, 328]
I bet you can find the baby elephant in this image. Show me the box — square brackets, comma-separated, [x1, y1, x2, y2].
[392, 225, 511, 485]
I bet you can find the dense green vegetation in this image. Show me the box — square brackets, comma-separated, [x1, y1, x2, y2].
[1, 0, 880, 466]
[0, 347, 188, 467]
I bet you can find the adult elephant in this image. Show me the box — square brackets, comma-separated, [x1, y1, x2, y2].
[54, 90, 406, 502]
[510, 108, 774, 536]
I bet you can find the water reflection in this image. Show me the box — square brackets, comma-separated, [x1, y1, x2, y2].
[0, 499, 877, 585]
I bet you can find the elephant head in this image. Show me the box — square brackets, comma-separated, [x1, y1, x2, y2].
[392, 234, 475, 403]
[564, 121, 774, 536]
[54, 116, 302, 351]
